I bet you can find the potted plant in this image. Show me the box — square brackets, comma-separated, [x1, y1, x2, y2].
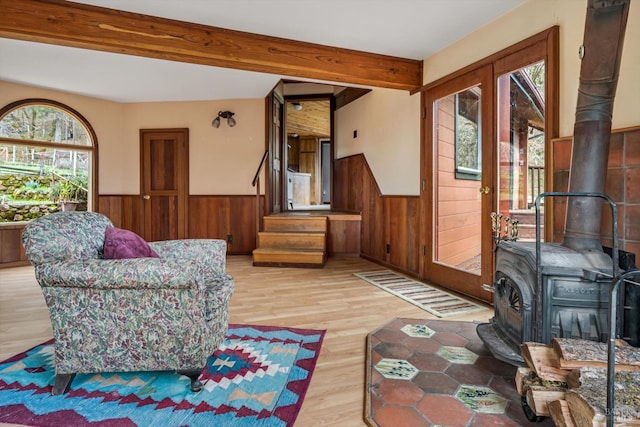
[50, 176, 88, 212]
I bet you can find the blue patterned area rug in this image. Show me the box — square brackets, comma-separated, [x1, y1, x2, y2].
[0, 324, 325, 427]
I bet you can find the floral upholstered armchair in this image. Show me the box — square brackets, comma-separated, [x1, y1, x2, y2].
[22, 211, 234, 395]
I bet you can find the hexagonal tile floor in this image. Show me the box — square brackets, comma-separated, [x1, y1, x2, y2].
[365, 318, 555, 426]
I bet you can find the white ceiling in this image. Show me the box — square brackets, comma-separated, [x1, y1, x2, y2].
[0, 0, 525, 102]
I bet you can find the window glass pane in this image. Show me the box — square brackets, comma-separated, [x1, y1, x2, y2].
[496, 60, 545, 242]
[0, 105, 91, 146]
[434, 83, 483, 276]
[455, 88, 481, 180]
[0, 102, 93, 222]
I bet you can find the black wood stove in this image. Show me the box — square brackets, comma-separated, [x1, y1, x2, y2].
[477, 0, 633, 366]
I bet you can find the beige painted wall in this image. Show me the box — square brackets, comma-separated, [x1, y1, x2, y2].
[334, 0, 639, 196]
[423, 0, 640, 135]
[0, 81, 266, 195]
[335, 88, 421, 195]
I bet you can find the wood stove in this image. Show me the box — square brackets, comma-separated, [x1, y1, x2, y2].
[477, 194, 621, 365]
[477, 0, 632, 366]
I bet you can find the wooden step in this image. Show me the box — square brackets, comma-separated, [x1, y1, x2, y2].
[252, 248, 326, 267]
[263, 216, 327, 232]
[258, 231, 326, 250]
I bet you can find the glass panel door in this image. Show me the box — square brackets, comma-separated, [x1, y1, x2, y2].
[496, 61, 546, 242]
[434, 85, 483, 275]
[425, 65, 494, 302]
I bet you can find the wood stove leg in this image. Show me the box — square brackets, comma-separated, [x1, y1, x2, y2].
[52, 373, 75, 395]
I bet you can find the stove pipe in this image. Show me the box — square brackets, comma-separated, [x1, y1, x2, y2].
[562, 0, 630, 254]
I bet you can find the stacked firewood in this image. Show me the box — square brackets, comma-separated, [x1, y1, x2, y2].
[517, 338, 640, 426]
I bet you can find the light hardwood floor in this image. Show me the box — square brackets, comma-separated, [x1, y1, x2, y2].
[0, 256, 493, 427]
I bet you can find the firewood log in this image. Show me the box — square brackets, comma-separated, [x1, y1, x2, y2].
[565, 367, 640, 427]
[516, 367, 531, 395]
[521, 341, 570, 382]
[553, 338, 640, 371]
[526, 387, 567, 417]
[548, 399, 576, 427]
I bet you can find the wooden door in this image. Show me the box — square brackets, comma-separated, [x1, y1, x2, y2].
[423, 65, 495, 302]
[269, 95, 283, 214]
[140, 128, 188, 241]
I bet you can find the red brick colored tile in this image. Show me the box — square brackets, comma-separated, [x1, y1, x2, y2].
[403, 336, 442, 353]
[408, 352, 449, 371]
[372, 342, 413, 360]
[446, 363, 494, 386]
[465, 340, 494, 357]
[625, 129, 640, 167]
[608, 132, 624, 167]
[418, 394, 473, 426]
[413, 371, 460, 394]
[605, 168, 624, 201]
[553, 138, 572, 171]
[455, 322, 481, 339]
[600, 201, 624, 241]
[371, 349, 383, 365]
[432, 331, 469, 347]
[374, 405, 431, 427]
[626, 168, 640, 203]
[374, 378, 424, 405]
[623, 240, 640, 259]
[369, 391, 384, 415]
[374, 327, 410, 344]
[370, 367, 383, 385]
[625, 206, 640, 241]
[488, 375, 522, 402]
[426, 319, 462, 332]
[474, 356, 517, 377]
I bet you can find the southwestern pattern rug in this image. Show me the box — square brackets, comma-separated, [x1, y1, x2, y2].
[0, 324, 325, 427]
[355, 270, 489, 318]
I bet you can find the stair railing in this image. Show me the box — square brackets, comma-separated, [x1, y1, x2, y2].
[252, 150, 269, 247]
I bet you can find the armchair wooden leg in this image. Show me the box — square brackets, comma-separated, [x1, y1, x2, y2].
[52, 373, 76, 395]
[177, 369, 203, 392]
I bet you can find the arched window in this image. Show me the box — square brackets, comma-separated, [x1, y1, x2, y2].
[0, 99, 96, 222]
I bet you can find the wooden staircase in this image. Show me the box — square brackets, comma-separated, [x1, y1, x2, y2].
[510, 209, 544, 241]
[252, 215, 327, 267]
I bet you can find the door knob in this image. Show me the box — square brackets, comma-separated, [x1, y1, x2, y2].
[479, 186, 490, 195]
[143, 195, 150, 200]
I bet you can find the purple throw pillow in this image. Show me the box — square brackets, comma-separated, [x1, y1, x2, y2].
[103, 227, 159, 259]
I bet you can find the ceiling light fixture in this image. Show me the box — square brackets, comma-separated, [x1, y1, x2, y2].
[292, 102, 303, 111]
[212, 110, 236, 128]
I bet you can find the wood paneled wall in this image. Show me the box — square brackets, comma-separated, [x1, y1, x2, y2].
[0, 223, 27, 268]
[98, 195, 144, 233]
[553, 126, 640, 258]
[99, 194, 263, 255]
[333, 153, 420, 275]
[188, 195, 263, 255]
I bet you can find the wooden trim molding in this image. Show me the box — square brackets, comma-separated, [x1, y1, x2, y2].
[0, 0, 422, 91]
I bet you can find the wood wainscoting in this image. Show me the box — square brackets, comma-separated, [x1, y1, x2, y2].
[0, 223, 28, 268]
[0, 193, 365, 267]
[100, 194, 264, 255]
[333, 153, 421, 275]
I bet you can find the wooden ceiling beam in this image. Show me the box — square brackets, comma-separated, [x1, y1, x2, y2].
[0, 0, 423, 91]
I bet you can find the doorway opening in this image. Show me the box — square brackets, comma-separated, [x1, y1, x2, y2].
[284, 98, 331, 211]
